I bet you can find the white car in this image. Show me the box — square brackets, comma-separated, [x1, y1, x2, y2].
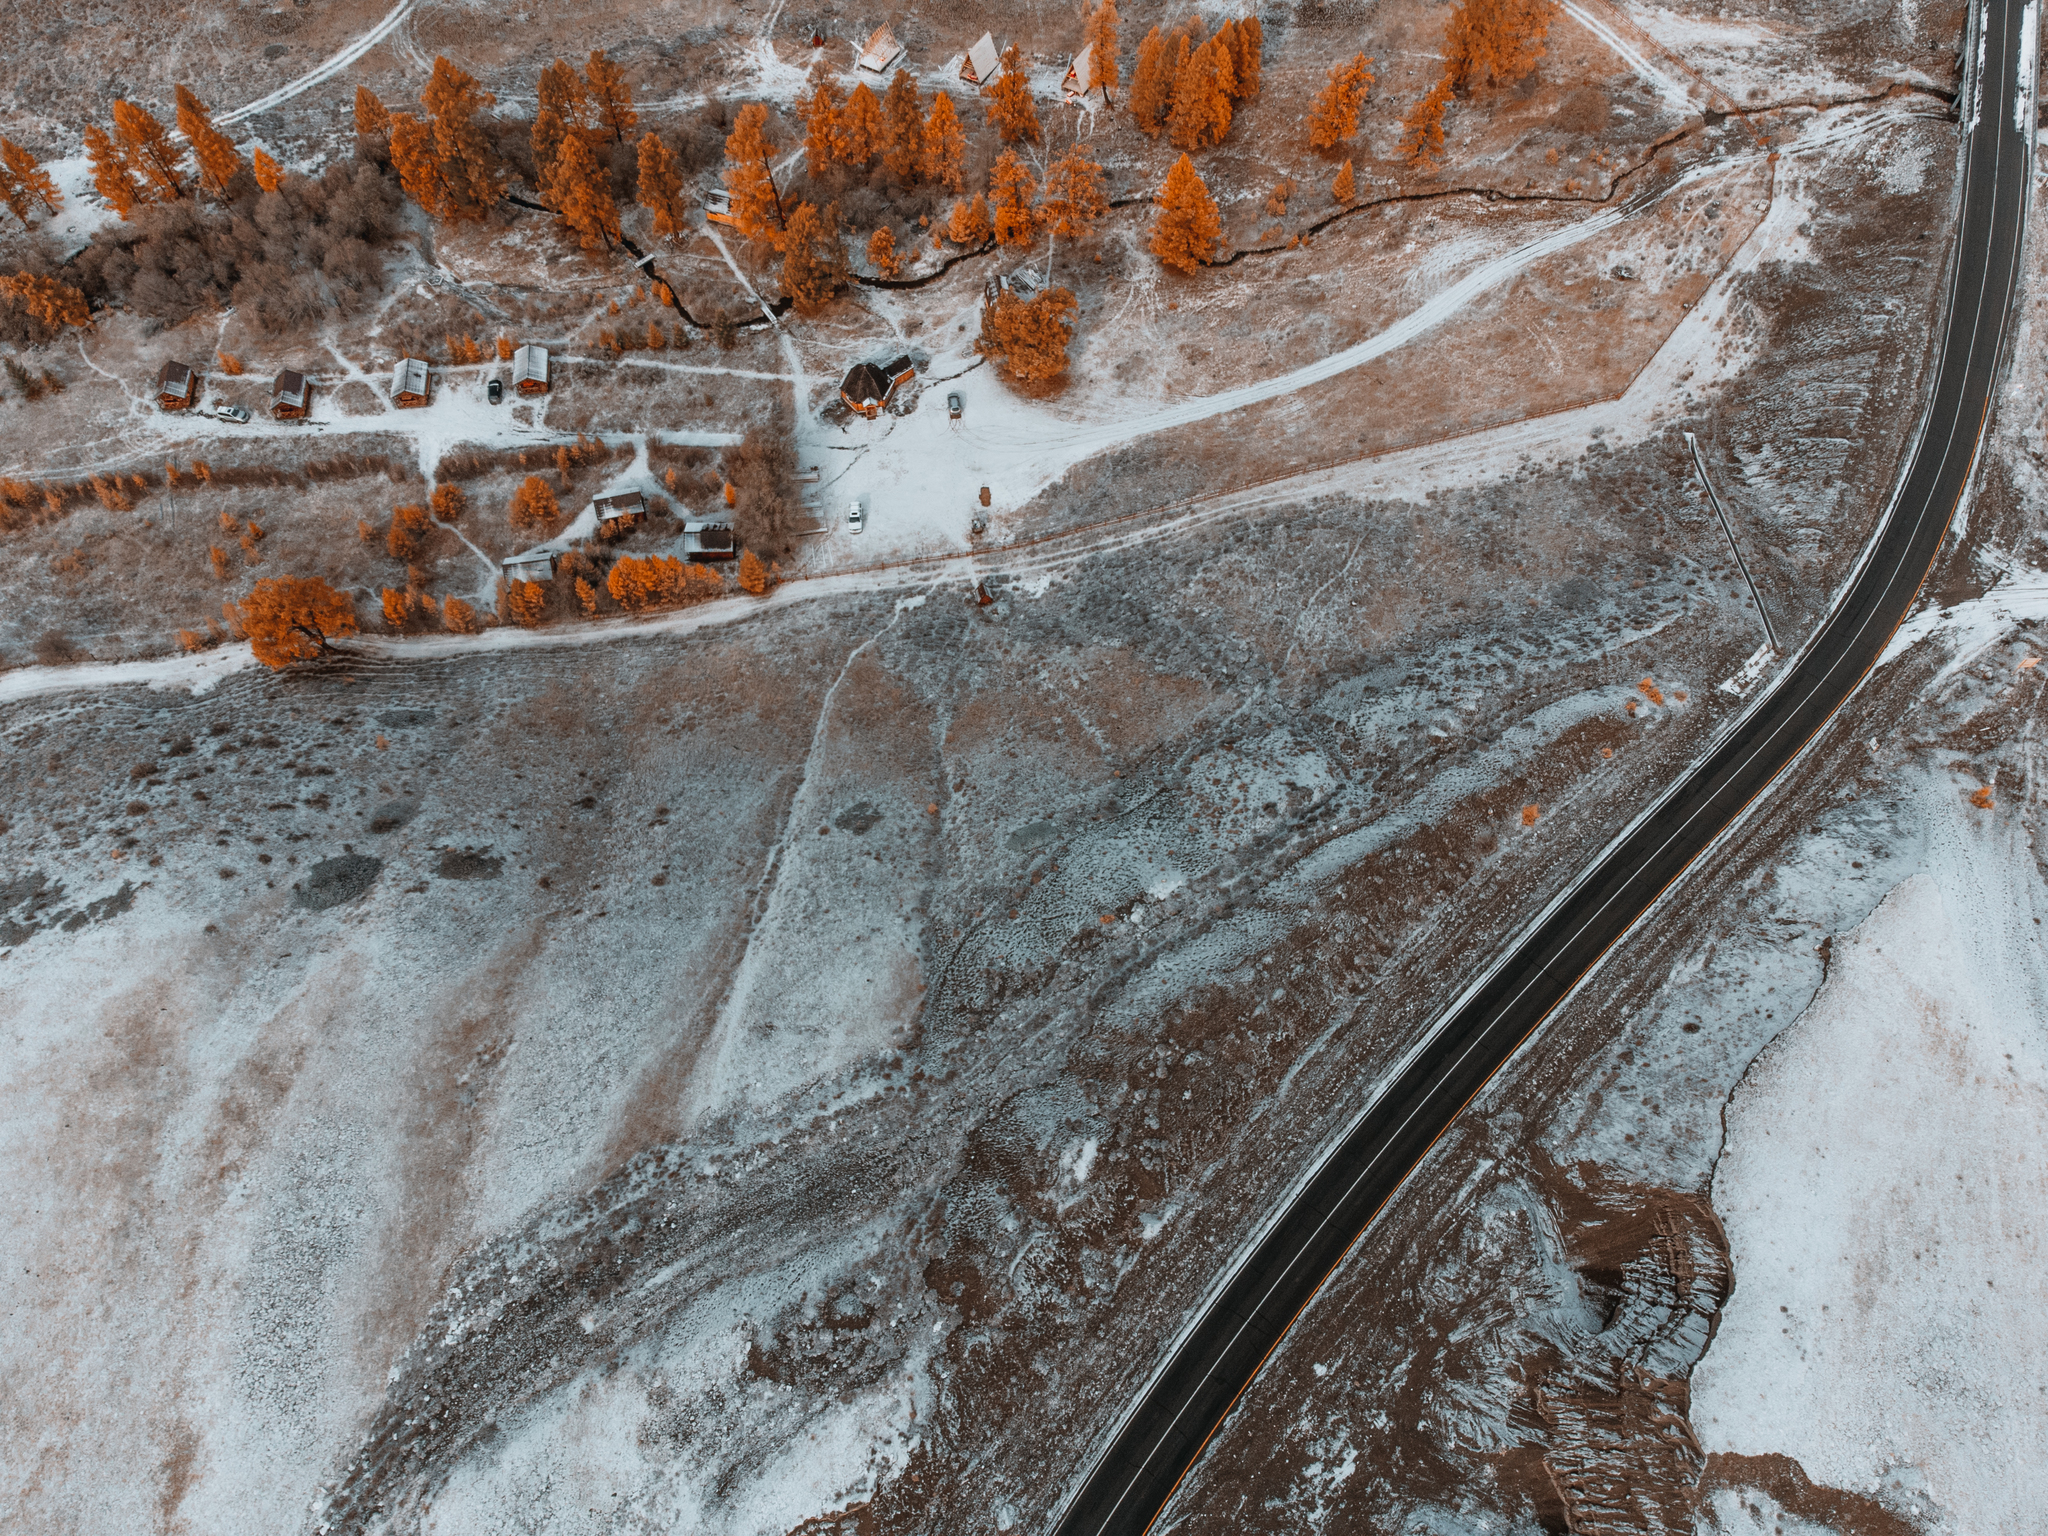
[214, 403, 250, 423]
[847, 498, 865, 535]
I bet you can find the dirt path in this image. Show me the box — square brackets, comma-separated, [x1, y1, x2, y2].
[217, 0, 418, 125]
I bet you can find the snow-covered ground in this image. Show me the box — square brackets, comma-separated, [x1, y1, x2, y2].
[1693, 784, 2048, 1534]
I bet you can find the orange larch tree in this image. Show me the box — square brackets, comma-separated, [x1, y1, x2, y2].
[1332, 159, 1357, 202]
[510, 475, 560, 531]
[0, 139, 62, 221]
[530, 108, 568, 206]
[781, 200, 843, 314]
[637, 133, 688, 238]
[881, 69, 925, 183]
[389, 112, 454, 216]
[803, 71, 846, 176]
[1130, 26, 1174, 134]
[1083, 0, 1122, 100]
[553, 130, 621, 248]
[837, 82, 883, 166]
[113, 100, 186, 201]
[1038, 146, 1107, 242]
[724, 103, 787, 246]
[989, 151, 1038, 248]
[1445, 0, 1560, 91]
[504, 580, 548, 626]
[584, 49, 638, 144]
[1309, 54, 1377, 150]
[948, 192, 992, 245]
[422, 56, 505, 220]
[84, 125, 147, 218]
[922, 91, 966, 191]
[986, 46, 1042, 143]
[1223, 15, 1264, 99]
[738, 548, 769, 596]
[1400, 78, 1454, 165]
[252, 148, 284, 193]
[976, 286, 1079, 385]
[1, 272, 91, 329]
[1168, 32, 1236, 151]
[355, 85, 391, 137]
[867, 225, 901, 277]
[1151, 153, 1221, 272]
[233, 576, 359, 667]
[538, 59, 597, 142]
[175, 86, 243, 197]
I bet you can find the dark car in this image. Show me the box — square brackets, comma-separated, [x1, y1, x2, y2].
[947, 391, 963, 419]
[487, 379, 503, 404]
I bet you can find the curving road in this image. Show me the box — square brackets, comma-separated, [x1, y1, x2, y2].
[1053, 0, 2036, 1530]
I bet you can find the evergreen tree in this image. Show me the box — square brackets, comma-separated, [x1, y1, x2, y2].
[867, 225, 901, 277]
[530, 107, 567, 205]
[1168, 33, 1235, 151]
[881, 69, 924, 183]
[84, 125, 147, 219]
[585, 50, 638, 143]
[637, 132, 687, 238]
[1224, 15, 1263, 99]
[422, 56, 505, 221]
[838, 82, 883, 165]
[1150, 153, 1220, 272]
[0, 272, 91, 329]
[112, 100, 186, 201]
[1309, 54, 1377, 150]
[976, 287, 1078, 385]
[922, 91, 967, 191]
[986, 46, 1042, 143]
[990, 150, 1037, 248]
[175, 85, 243, 197]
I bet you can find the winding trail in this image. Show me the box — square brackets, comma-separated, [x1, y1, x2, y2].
[217, 0, 417, 125]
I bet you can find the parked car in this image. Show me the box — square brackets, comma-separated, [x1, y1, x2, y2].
[847, 498, 865, 535]
[214, 403, 250, 423]
[487, 378, 503, 404]
[947, 391, 963, 420]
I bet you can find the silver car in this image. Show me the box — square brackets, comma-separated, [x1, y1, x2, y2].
[214, 403, 250, 423]
[847, 498, 865, 535]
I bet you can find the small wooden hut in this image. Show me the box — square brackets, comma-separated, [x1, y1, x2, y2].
[391, 357, 430, 408]
[512, 344, 550, 395]
[960, 32, 1001, 85]
[155, 360, 198, 411]
[271, 369, 312, 419]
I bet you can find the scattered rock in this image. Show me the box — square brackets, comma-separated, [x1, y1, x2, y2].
[294, 854, 383, 911]
[437, 849, 504, 881]
[835, 802, 884, 834]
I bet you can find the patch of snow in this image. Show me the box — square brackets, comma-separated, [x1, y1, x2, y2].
[1878, 563, 2048, 683]
[1692, 788, 2048, 1536]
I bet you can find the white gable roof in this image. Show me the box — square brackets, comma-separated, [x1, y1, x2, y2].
[1065, 42, 1094, 95]
[857, 24, 905, 72]
[512, 343, 549, 386]
[961, 32, 1000, 84]
[392, 357, 429, 398]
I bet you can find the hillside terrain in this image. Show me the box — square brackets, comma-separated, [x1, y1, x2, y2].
[0, 1, 2037, 1534]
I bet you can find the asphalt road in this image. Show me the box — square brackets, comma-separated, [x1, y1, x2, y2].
[1053, 1, 2035, 1529]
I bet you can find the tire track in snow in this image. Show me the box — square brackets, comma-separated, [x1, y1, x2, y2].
[217, 0, 417, 125]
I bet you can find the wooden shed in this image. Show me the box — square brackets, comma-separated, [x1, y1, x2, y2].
[960, 32, 1001, 85]
[271, 369, 312, 419]
[392, 356, 430, 408]
[683, 519, 736, 562]
[593, 490, 645, 529]
[512, 343, 550, 395]
[155, 360, 198, 411]
[502, 549, 557, 583]
[857, 24, 905, 72]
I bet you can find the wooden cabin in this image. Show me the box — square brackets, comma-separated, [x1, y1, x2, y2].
[391, 356, 430, 408]
[593, 490, 645, 530]
[155, 360, 198, 411]
[857, 24, 905, 73]
[839, 356, 917, 419]
[502, 549, 557, 583]
[271, 369, 311, 419]
[683, 519, 736, 562]
[1064, 43, 1096, 100]
[960, 32, 1000, 85]
[512, 343, 550, 395]
[704, 188, 739, 229]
